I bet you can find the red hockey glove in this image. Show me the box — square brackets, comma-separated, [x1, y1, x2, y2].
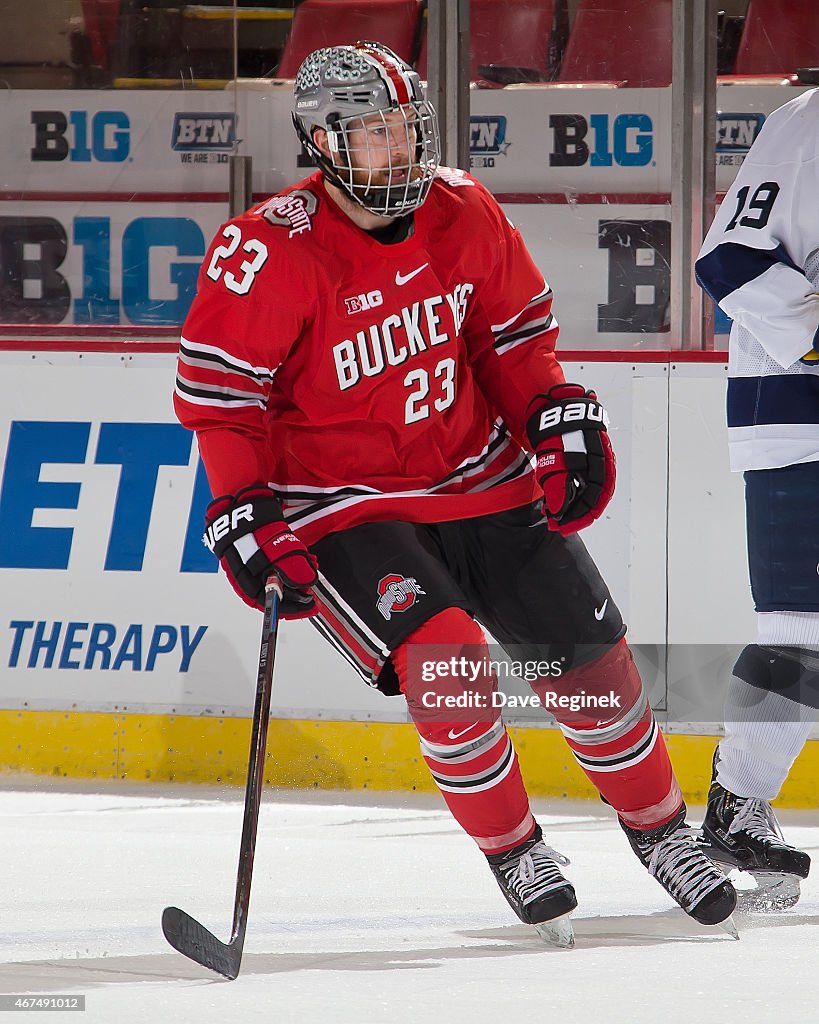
[525, 383, 616, 535]
[203, 486, 319, 618]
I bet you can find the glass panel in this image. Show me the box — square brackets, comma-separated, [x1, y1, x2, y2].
[468, 0, 672, 354]
[1, 2, 297, 336]
[681, 1, 819, 733]
[0, 1, 295, 90]
[465, 0, 675, 716]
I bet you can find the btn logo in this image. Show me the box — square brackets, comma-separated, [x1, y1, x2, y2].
[716, 112, 764, 168]
[31, 110, 130, 163]
[469, 116, 510, 168]
[171, 113, 237, 151]
[550, 113, 653, 168]
[716, 113, 764, 153]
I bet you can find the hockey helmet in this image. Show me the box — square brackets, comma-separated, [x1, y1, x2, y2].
[292, 41, 440, 217]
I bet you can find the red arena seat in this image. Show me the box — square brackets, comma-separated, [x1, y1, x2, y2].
[417, 0, 558, 84]
[276, 0, 422, 78]
[558, 0, 672, 87]
[81, 0, 121, 70]
[733, 0, 819, 76]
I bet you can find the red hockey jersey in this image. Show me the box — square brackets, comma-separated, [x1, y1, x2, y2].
[174, 168, 564, 544]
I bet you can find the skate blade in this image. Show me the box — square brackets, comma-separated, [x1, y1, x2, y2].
[534, 914, 575, 949]
[734, 871, 802, 913]
[717, 914, 740, 940]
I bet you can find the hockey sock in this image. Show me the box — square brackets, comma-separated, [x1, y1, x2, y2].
[533, 639, 682, 829]
[717, 645, 816, 800]
[392, 608, 535, 854]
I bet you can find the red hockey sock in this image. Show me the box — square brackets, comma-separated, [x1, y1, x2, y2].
[533, 639, 682, 830]
[393, 608, 535, 854]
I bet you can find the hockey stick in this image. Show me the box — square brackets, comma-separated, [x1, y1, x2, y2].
[162, 575, 283, 979]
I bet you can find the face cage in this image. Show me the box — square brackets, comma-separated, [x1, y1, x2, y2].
[324, 101, 440, 217]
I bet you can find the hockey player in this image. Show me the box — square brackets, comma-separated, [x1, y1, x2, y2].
[175, 41, 736, 940]
[695, 88, 816, 907]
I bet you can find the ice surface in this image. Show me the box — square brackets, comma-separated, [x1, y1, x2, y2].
[0, 782, 817, 1023]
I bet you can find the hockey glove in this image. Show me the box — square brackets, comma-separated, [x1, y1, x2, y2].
[525, 383, 616, 535]
[203, 485, 319, 617]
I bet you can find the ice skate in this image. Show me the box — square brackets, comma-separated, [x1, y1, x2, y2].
[487, 825, 577, 947]
[700, 757, 810, 912]
[621, 808, 738, 935]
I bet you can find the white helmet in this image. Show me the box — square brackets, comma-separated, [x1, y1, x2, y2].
[293, 41, 440, 217]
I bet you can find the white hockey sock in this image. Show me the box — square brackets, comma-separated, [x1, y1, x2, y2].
[717, 675, 813, 801]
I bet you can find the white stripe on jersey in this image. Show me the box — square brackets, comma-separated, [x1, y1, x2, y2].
[173, 385, 266, 410]
[491, 284, 551, 333]
[179, 336, 278, 381]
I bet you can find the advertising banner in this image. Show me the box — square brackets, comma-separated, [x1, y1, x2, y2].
[1, 84, 806, 195]
[0, 197, 672, 349]
[0, 353, 754, 725]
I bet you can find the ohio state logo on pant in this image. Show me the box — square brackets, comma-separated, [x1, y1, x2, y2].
[376, 573, 426, 620]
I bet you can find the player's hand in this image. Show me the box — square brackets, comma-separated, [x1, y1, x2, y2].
[525, 383, 616, 535]
[203, 486, 319, 618]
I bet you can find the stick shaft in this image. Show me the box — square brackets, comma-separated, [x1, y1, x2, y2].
[228, 577, 282, 949]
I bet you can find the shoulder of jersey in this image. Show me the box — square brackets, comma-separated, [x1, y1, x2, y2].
[235, 173, 327, 245]
[751, 88, 819, 159]
[430, 166, 503, 223]
[432, 165, 493, 200]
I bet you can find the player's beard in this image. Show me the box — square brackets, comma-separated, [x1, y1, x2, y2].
[347, 162, 422, 211]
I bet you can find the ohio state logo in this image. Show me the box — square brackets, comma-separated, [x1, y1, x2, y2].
[259, 190, 316, 237]
[376, 573, 426, 620]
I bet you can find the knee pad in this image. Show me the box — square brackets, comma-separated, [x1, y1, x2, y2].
[392, 608, 499, 739]
[532, 638, 645, 730]
[734, 644, 819, 711]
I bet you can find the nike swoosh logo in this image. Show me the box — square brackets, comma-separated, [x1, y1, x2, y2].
[594, 599, 608, 621]
[447, 723, 479, 741]
[395, 262, 429, 286]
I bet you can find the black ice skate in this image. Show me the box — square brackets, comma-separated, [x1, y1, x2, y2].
[621, 808, 738, 935]
[700, 754, 810, 912]
[487, 824, 577, 948]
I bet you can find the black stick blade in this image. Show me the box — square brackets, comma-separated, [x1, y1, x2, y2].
[162, 906, 241, 980]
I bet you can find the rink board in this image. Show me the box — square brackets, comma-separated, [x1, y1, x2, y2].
[1, 346, 816, 801]
[2, 709, 819, 808]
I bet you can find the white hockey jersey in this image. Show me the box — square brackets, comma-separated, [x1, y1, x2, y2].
[696, 87, 819, 472]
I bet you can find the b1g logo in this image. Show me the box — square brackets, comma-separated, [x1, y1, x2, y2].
[470, 116, 510, 168]
[344, 290, 383, 315]
[376, 574, 426, 620]
[549, 113, 653, 168]
[0, 215, 205, 325]
[30, 111, 130, 163]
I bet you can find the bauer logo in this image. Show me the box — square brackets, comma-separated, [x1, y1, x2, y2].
[469, 116, 510, 168]
[716, 113, 764, 153]
[172, 113, 237, 151]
